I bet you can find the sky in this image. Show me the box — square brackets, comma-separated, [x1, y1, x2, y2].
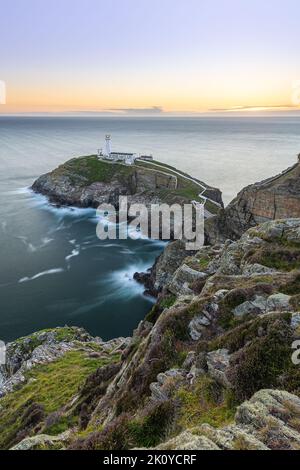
[1, 0, 300, 115]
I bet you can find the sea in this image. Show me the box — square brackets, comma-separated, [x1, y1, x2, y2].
[0, 115, 300, 342]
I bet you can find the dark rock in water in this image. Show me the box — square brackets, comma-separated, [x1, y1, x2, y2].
[205, 155, 300, 244]
[134, 239, 196, 296]
[133, 270, 157, 297]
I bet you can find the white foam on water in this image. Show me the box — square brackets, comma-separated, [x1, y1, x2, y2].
[106, 262, 156, 302]
[2, 186, 31, 196]
[19, 268, 64, 283]
[65, 249, 80, 263]
[16, 235, 54, 253]
[27, 190, 97, 220]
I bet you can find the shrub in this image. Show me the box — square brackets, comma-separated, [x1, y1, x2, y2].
[227, 318, 293, 402]
[69, 413, 133, 450]
[129, 400, 176, 448]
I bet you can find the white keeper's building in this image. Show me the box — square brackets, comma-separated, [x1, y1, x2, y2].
[98, 135, 136, 165]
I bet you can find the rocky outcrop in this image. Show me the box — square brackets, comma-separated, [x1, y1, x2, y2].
[32, 156, 222, 214]
[206, 156, 300, 244]
[0, 326, 129, 398]
[153, 389, 300, 450]
[10, 431, 72, 451]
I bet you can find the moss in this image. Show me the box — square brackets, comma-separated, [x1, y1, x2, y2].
[198, 257, 211, 270]
[175, 376, 235, 430]
[44, 415, 78, 435]
[160, 294, 177, 309]
[0, 350, 119, 449]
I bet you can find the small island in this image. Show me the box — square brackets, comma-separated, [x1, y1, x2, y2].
[32, 140, 223, 218]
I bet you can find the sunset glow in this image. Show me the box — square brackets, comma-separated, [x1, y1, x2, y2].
[1, 0, 300, 115]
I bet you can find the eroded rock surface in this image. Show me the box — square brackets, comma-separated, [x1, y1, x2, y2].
[206, 156, 300, 244]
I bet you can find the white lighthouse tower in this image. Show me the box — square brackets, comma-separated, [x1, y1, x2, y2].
[105, 134, 112, 157]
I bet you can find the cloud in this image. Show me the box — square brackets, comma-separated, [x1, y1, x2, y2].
[208, 104, 299, 112]
[106, 106, 164, 115]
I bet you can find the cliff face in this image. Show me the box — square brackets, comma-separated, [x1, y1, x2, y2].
[2, 218, 300, 450]
[206, 157, 300, 244]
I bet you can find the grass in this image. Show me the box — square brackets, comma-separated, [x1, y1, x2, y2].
[175, 376, 236, 430]
[0, 350, 119, 449]
[56, 155, 134, 186]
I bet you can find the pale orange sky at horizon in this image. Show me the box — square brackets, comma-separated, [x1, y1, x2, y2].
[1, 75, 299, 115]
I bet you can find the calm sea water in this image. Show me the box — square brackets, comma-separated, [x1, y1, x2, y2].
[1, 116, 300, 342]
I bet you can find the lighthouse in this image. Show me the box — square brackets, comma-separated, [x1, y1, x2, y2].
[99, 135, 137, 165]
[105, 134, 112, 157]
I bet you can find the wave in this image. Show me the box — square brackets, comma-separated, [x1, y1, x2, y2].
[16, 235, 54, 253]
[65, 249, 80, 263]
[105, 262, 156, 303]
[2, 186, 31, 196]
[19, 268, 64, 283]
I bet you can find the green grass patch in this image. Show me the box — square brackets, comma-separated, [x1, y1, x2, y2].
[0, 350, 119, 449]
[175, 377, 235, 430]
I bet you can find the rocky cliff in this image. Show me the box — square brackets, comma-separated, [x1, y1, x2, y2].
[2, 218, 300, 450]
[206, 156, 300, 244]
[32, 156, 222, 216]
[2, 156, 300, 450]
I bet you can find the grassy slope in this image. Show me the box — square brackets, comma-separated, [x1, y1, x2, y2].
[0, 346, 120, 449]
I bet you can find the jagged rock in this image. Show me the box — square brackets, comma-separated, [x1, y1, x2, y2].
[205, 157, 300, 244]
[213, 289, 230, 301]
[153, 431, 220, 450]
[182, 351, 196, 370]
[168, 264, 207, 295]
[189, 316, 207, 341]
[233, 296, 268, 318]
[187, 364, 206, 384]
[291, 313, 300, 330]
[242, 263, 277, 275]
[150, 369, 186, 401]
[10, 431, 71, 450]
[150, 390, 300, 451]
[149, 382, 169, 402]
[198, 423, 269, 450]
[266, 293, 292, 312]
[150, 240, 195, 293]
[235, 389, 300, 450]
[206, 349, 231, 387]
[217, 241, 243, 275]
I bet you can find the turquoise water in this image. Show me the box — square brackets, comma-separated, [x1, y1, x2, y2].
[0, 116, 300, 341]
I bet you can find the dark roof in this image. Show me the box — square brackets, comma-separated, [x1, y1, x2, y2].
[110, 152, 134, 156]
